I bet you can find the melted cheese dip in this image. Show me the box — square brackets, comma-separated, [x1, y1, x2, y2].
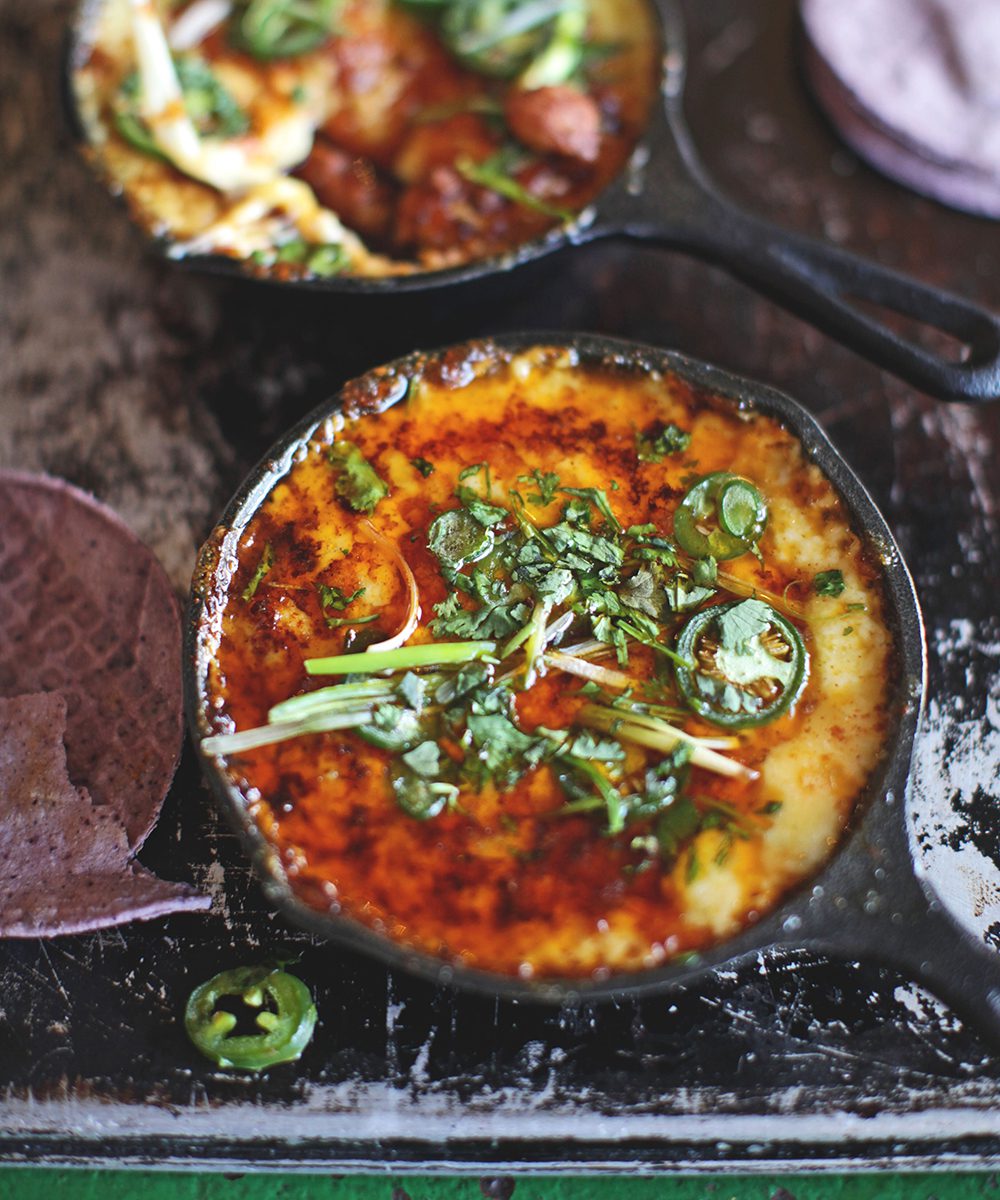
[73, 0, 658, 275]
[199, 343, 895, 978]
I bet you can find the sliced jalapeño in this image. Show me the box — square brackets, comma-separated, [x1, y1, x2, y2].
[673, 472, 767, 561]
[184, 965, 317, 1071]
[674, 599, 807, 729]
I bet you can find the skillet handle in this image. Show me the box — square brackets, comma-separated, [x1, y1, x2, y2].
[622, 193, 1000, 404]
[798, 850, 1000, 1050]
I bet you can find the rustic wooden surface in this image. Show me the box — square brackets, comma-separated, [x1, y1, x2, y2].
[2, 0, 1000, 1172]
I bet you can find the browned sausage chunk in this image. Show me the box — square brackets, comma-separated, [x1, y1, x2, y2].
[503, 84, 601, 164]
[295, 139, 395, 242]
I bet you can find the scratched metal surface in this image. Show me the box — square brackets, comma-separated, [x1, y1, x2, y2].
[2, 0, 1000, 1174]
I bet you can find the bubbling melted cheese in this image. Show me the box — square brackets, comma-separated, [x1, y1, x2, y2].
[200, 344, 895, 978]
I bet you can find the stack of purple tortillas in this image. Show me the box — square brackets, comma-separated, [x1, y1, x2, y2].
[801, 0, 1000, 218]
[0, 472, 209, 936]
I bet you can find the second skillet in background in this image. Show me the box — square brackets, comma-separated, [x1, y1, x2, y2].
[67, 0, 1000, 400]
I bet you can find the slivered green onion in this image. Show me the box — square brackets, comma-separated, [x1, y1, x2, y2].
[441, 0, 565, 77]
[456, 154, 574, 221]
[578, 704, 755, 781]
[500, 620, 535, 660]
[542, 610, 575, 647]
[268, 679, 400, 723]
[544, 650, 632, 690]
[556, 754, 625, 832]
[617, 620, 694, 669]
[201, 708, 372, 756]
[521, 600, 551, 689]
[603, 705, 739, 751]
[304, 640, 496, 676]
[519, 0, 586, 88]
[230, 0, 341, 59]
[560, 638, 613, 659]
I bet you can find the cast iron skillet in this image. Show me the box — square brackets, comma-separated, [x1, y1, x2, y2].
[187, 331, 1000, 1047]
[68, 1, 1000, 404]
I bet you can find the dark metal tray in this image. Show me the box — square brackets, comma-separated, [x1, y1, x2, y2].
[2, 0, 1000, 1174]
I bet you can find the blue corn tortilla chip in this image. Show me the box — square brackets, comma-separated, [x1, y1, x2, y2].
[0, 692, 208, 937]
[802, 0, 1000, 218]
[0, 471, 184, 849]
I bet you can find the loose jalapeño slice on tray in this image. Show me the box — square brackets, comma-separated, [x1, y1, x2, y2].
[185, 965, 318, 1070]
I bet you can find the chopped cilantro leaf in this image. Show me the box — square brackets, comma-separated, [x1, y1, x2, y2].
[317, 582, 370, 629]
[532, 566, 576, 605]
[547, 523, 623, 571]
[636, 422, 692, 463]
[431, 589, 529, 640]
[329, 441, 389, 514]
[428, 508, 495, 572]
[657, 796, 701, 862]
[559, 486, 623, 531]
[242, 542, 274, 601]
[402, 740, 442, 778]
[397, 672, 427, 713]
[517, 468, 560, 506]
[358, 704, 423, 752]
[391, 765, 456, 820]
[814, 569, 846, 597]
[714, 599, 796, 689]
[317, 584, 365, 610]
[466, 712, 549, 789]
[455, 486, 508, 527]
[717, 598, 772, 650]
[567, 732, 626, 763]
[619, 567, 666, 620]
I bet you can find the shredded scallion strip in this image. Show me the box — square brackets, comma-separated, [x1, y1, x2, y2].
[578, 704, 756, 781]
[304, 640, 495, 676]
[544, 650, 632, 690]
[201, 708, 372, 757]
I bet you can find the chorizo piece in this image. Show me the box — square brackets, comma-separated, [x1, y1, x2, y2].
[295, 139, 395, 241]
[503, 84, 601, 164]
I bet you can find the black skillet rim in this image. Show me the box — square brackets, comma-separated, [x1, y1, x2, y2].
[184, 330, 927, 1005]
[63, 0, 678, 296]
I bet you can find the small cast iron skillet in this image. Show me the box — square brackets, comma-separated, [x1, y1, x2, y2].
[68, 0, 1000, 404]
[187, 331, 1000, 1047]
